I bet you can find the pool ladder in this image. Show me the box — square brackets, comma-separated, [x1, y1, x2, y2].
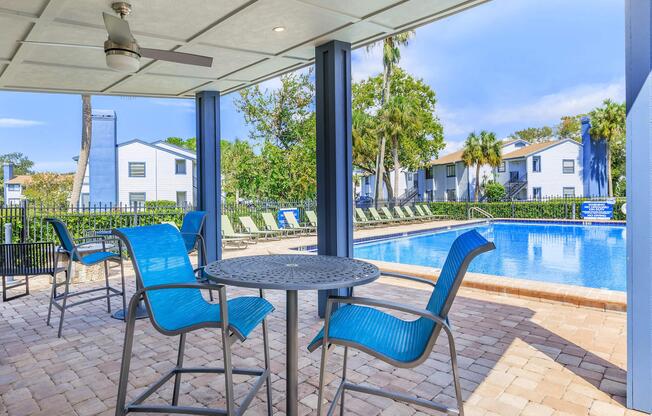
[468, 206, 494, 220]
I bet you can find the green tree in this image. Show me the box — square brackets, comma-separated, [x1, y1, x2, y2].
[509, 126, 554, 143]
[235, 71, 316, 200]
[220, 139, 260, 201]
[23, 173, 72, 206]
[462, 131, 502, 202]
[368, 32, 414, 206]
[589, 99, 626, 197]
[556, 115, 584, 142]
[352, 68, 444, 199]
[165, 137, 196, 151]
[484, 181, 506, 202]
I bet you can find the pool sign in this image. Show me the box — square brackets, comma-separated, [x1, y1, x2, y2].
[278, 208, 299, 229]
[581, 201, 614, 220]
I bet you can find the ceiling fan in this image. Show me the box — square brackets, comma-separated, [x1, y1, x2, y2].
[20, 2, 213, 73]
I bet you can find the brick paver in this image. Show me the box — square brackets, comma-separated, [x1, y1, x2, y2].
[0, 222, 645, 415]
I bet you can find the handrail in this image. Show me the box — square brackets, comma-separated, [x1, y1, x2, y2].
[468, 206, 494, 220]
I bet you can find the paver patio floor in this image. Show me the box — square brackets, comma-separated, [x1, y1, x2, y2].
[0, 222, 644, 415]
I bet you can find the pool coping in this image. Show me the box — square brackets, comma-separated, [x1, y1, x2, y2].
[291, 219, 627, 312]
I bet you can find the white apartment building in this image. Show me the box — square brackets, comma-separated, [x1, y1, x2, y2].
[80, 139, 196, 206]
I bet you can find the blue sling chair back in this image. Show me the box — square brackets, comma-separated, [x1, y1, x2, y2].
[180, 210, 208, 261]
[113, 224, 274, 416]
[309, 230, 495, 416]
[45, 218, 126, 338]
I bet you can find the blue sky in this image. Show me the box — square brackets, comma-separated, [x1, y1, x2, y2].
[0, 0, 624, 173]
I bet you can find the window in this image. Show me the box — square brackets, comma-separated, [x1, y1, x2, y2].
[406, 173, 414, 183]
[175, 159, 186, 175]
[425, 167, 433, 180]
[364, 176, 370, 185]
[562, 159, 575, 174]
[129, 192, 146, 206]
[446, 189, 456, 201]
[497, 162, 506, 173]
[533, 187, 542, 200]
[129, 162, 146, 177]
[563, 187, 575, 198]
[532, 156, 541, 172]
[7, 184, 20, 191]
[446, 164, 455, 177]
[176, 191, 187, 206]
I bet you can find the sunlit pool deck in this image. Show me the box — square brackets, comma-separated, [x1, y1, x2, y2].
[0, 219, 637, 415]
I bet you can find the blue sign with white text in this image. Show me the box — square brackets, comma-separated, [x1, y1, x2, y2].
[581, 201, 614, 220]
[278, 208, 299, 229]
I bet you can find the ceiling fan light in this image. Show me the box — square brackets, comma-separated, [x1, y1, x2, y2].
[106, 50, 140, 72]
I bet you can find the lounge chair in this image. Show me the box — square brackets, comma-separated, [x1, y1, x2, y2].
[283, 211, 315, 234]
[421, 204, 447, 220]
[369, 207, 396, 224]
[309, 230, 495, 416]
[415, 205, 437, 221]
[355, 208, 383, 227]
[306, 210, 318, 228]
[113, 224, 274, 416]
[221, 215, 254, 241]
[393, 206, 417, 222]
[262, 212, 301, 237]
[403, 206, 426, 222]
[381, 206, 400, 223]
[239, 216, 281, 240]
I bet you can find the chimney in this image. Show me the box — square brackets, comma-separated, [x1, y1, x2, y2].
[3, 163, 14, 181]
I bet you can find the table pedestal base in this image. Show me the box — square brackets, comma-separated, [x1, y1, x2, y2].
[287, 290, 298, 416]
[111, 301, 148, 320]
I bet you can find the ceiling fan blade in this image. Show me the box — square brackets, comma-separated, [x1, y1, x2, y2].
[19, 40, 104, 50]
[102, 12, 134, 44]
[140, 48, 213, 67]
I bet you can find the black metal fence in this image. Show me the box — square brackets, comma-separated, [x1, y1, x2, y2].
[0, 196, 625, 243]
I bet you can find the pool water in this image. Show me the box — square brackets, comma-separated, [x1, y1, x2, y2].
[354, 221, 627, 291]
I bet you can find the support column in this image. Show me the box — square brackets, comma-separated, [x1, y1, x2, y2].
[195, 91, 221, 263]
[315, 40, 353, 318]
[626, 0, 652, 412]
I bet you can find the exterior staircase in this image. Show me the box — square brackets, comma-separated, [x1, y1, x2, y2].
[505, 174, 527, 200]
[396, 187, 419, 206]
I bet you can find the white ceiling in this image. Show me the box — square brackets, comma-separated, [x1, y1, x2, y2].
[0, 0, 488, 97]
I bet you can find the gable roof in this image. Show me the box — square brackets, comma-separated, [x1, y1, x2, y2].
[502, 139, 581, 160]
[6, 175, 31, 185]
[118, 139, 196, 160]
[429, 138, 528, 166]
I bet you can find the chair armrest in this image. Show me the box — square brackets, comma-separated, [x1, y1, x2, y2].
[325, 295, 451, 333]
[380, 272, 436, 288]
[135, 282, 224, 297]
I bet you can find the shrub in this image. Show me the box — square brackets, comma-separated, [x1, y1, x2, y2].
[484, 181, 505, 202]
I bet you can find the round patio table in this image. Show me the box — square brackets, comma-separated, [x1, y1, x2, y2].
[204, 254, 380, 416]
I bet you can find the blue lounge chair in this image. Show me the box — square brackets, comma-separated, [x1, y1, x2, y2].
[45, 218, 126, 338]
[309, 230, 495, 416]
[113, 224, 274, 416]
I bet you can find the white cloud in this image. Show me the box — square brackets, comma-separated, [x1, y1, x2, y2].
[484, 79, 625, 126]
[0, 118, 44, 128]
[352, 43, 382, 82]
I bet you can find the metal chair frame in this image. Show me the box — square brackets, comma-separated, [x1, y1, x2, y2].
[113, 228, 273, 416]
[45, 218, 126, 338]
[1, 242, 63, 301]
[314, 239, 495, 416]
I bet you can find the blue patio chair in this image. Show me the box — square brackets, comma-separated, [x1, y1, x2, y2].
[180, 210, 207, 263]
[308, 230, 495, 416]
[45, 218, 126, 338]
[113, 224, 274, 416]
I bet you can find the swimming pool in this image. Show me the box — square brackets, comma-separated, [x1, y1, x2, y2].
[354, 221, 627, 291]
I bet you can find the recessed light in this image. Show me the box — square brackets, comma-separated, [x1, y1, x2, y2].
[272, 26, 286, 33]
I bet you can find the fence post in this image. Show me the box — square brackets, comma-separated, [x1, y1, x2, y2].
[4, 223, 13, 282]
[20, 200, 27, 242]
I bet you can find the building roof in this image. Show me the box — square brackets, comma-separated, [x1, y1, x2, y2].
[430, 149, 464, 166]
[502, 139, 581, 160]
[429, 138, 528, 166]
[0, 0, 487, 98]
[118, 139, 196, 160]
[6, 175, 32, 185]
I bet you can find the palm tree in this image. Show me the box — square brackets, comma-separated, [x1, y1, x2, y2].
[462, 131, 502, 202]
[589, 99, 626, 197]
[70, 94, 91, 207]
[369, 31, 413, 206]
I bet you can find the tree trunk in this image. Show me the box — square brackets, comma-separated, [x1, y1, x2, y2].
[474, 164, 481, 202]
[393, 135, 400, 203]
[382, 171, 394, 202]
[606, 144, 613, 197]
[70, 95, 92, 207]
[373, 46, 392, 208]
